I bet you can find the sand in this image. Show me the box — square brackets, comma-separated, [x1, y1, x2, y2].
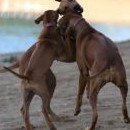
[0, 41, 130, 130]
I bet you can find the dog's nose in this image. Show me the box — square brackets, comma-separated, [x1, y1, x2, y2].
[73, 4, 83, 13]
[55, 0, 61, 2]
[35, 20, 40, 24]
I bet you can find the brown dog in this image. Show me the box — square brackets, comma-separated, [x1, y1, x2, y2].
[58, 10, 130, 130]
[4, 10, 64, 130]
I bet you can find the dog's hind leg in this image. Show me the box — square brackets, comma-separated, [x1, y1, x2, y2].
[41, 96, 57, 130]
[86, 78, 105, 130]
[48, 107, 61, 121]
[120, 82, 130, 123]
[113, 79, 130, 123]
[21, 89, 34, 130]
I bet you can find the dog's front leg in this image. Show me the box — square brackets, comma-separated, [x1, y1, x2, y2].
[74, 72, 87, 116]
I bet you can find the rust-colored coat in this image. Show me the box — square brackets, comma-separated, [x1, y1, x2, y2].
[58, 11, 130, 130]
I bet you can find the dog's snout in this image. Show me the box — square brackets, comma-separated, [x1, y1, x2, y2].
[73, 4, 83, 13]
[35, 19, 40, 24]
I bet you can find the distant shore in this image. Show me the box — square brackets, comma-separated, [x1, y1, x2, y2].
[0, 0, 130, 25]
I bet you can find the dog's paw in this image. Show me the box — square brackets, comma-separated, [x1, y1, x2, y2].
[74, 109, 81, 116]
[50, 125, 57, 130]
[34, 20, 40, 24]
[85, 127, 90, 130]
[124, 117, 130, 123]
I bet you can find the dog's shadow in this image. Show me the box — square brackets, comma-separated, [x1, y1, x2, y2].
[12, 115, 76, 130]
[54, 115, 76, 123]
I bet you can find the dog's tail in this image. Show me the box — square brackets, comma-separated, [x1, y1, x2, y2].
[0, 62, 19, 73]
[3, 66, 28, 80]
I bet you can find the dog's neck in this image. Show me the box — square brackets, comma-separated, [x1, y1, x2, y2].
[43, 22, 57, 28]
[73, 17, 84, 27]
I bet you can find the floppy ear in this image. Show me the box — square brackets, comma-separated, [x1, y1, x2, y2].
[34, 14, 44, 24]
[55, 0, 61, 2]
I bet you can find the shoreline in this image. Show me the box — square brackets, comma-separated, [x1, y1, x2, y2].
[0, 40, 130, 56]
[0, 40, 130, 71]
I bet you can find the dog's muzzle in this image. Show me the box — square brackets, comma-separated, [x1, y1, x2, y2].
[72, 4, 83, 14]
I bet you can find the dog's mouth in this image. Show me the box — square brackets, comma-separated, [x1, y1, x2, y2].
[71, 4, 83, 14]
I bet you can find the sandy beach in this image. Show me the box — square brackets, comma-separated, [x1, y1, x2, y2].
[0, 40, 130, 130]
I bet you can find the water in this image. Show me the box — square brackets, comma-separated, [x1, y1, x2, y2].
[0, 17, 40, 54]
[0, 17, 130, 54]
[93, 23, 130, 42]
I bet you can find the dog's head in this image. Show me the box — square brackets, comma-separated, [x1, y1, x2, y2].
[35, 10, 59, 24]
[55, 0, 83, 15]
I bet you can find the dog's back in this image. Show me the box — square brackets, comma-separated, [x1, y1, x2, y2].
[60, 12, 126, 79]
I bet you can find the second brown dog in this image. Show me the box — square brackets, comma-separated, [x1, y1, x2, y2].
[4, 10, 64, 130]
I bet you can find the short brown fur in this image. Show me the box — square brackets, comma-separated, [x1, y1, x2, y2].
[58, 11, 130, 130]
[4, 10, 63, 130]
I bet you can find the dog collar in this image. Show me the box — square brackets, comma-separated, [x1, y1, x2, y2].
[44, 22, 57, 27]
[73, 17, 84, 27]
